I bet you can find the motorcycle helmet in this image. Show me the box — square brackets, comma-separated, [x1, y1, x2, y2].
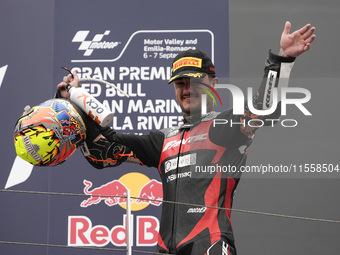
[14, 99, 86, 166]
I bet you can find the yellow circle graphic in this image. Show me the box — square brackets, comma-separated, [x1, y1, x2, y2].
[118, 172, 150, 211]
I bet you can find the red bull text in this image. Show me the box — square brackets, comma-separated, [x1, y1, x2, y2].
[68, 214, 159, 247]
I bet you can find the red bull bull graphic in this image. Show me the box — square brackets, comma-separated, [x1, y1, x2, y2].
[135, 179, 163, 206]
[81, 179, 129, 207]
[68, 214, 159, 247]
[81, 172, 162, 211]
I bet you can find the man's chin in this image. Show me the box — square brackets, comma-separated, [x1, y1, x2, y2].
[182, 108, 200, 115]
[187, 109, 202, 117]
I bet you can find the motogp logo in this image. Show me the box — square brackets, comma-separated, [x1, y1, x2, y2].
[72, 30, 120, 56]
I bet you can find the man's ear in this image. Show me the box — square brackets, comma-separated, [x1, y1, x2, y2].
[211, 77, 219, 87]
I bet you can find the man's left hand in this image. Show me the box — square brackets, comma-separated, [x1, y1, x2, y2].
[280, 21, 316, 58]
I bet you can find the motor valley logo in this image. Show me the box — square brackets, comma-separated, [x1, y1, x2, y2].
[72, 30, 121, 56]
[80, 172, 163, 211]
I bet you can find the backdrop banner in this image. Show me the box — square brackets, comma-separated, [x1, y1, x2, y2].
[0, 0, 229, 254]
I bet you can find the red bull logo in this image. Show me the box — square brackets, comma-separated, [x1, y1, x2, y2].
[70, 172, 162, 248]
[80, 172, 162, 211]
[68, 214, 159, 247]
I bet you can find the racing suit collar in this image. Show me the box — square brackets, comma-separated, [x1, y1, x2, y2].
[180, 111, 219, 129]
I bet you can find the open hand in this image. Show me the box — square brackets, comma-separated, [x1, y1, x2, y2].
[280, 21, 316, 58]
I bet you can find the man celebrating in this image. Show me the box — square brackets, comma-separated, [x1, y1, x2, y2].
[55, 21, 315, 255]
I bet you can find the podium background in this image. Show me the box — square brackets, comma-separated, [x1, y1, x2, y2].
[1, 0, 339, 254]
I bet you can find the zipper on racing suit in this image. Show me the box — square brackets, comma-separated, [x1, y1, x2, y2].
[170, 124, 191, 252]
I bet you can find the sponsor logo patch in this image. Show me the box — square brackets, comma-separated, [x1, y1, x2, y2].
[173, 57, 202, 72]
[164, 153, 197, 173]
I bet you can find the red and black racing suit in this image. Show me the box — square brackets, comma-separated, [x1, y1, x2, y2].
[80, 50, 296, 254]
